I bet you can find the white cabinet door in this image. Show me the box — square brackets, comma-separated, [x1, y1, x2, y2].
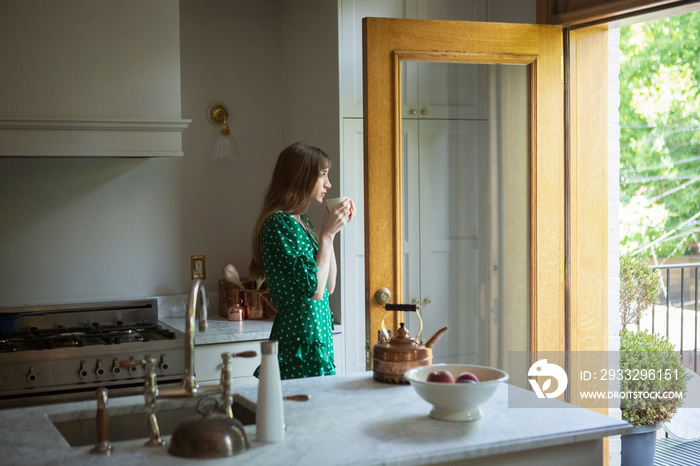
[403, 1, 488, 120]
[402, 119, 421, 317]
[341, 118, 368, 373]
[415, 63, 488, 120]
[332, 332, 345, 375]
[405, 0, 487, 20]
[340, 0, 404, 117]
[195, 341, 263, 384]
[340, 0, 488, 118]
[403, 120, 487, 364]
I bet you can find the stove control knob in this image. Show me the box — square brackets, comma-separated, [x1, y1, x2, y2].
[159, 354, 169, 371]
[79, 360, 90, 378]
[111, 359, 121, 375]
[95, 359, 106, 377]
[26, 367, 37, 383]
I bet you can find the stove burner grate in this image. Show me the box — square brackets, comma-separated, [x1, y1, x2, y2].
[0, 321, 177, 353]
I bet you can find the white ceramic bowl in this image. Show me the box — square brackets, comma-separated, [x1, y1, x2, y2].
[403, 364, 508, 422]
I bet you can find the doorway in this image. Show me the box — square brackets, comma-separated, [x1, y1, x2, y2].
[362, 18, 566, 373]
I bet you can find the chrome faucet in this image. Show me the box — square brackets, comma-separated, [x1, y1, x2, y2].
[159, 278, 209, 398]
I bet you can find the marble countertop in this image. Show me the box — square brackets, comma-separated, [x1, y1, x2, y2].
[159, 314, 276, 345]
[0, 372, 631, 466]
[159, 312, 342, 346]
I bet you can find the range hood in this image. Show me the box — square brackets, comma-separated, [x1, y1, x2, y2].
[0, 0, 190, 158]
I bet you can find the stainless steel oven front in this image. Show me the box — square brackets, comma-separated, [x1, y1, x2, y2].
[0, 298, 185, 409]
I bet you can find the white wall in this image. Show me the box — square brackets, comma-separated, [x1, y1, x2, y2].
[281, 0, 341, 319]
[0, 0, 287, 306]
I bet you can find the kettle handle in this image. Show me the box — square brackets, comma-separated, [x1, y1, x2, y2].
[384, 304, 418, 312]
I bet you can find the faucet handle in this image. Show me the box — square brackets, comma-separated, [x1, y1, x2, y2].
[221, 353, 234, 418]
[143, 357, 165, 447]
[89, 387, 113, 455]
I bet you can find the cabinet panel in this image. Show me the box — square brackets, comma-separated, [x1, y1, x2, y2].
[402, 119, 421, 313]
[341, 118, 368, 372]
[340, 0, 404, 117]
[195, 335, 344, 383]
[403, 1, 488, 120]
[195, 341, 263, 384]
[407, 0, 487, 20]
[332, 332, 345, 374]
[341, 0, 488, 118]
[417, 63, 488, 119]
[404, 120, 487, 364]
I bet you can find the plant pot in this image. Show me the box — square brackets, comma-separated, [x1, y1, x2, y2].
[621, 424, 660, 466]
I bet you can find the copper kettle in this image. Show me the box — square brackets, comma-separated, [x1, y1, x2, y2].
[372, 304, 448, 384]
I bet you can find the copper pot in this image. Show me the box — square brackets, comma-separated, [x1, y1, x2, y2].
[373, 322, 448, 384]
[168, 397, 250, 459]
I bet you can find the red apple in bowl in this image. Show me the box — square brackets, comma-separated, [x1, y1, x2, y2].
[427, 370, 455, 383]
[456, 372, 479, 383]
[404, 364, 509, 421]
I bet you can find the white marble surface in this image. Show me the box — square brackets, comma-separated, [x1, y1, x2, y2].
[0, 372, 631, 466]
[160, 314, 276, 345]
[160, 311, 342, 346]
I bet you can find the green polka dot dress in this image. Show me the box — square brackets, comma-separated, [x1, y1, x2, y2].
[255, 211, 336, 379]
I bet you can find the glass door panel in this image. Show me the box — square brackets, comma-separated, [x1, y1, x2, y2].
[401, 62, 530, 370]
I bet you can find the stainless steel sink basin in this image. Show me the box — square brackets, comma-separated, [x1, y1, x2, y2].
[49, 395, 256, 447]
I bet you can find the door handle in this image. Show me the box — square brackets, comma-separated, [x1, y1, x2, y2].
[374, 287, 392, 305]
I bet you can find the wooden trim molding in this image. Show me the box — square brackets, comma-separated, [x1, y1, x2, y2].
[538, 0, 699, 27]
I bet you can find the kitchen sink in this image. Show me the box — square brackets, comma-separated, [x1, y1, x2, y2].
[50, 395, 256, 447]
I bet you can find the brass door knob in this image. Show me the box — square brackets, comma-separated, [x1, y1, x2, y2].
[375, 287, 392, 305]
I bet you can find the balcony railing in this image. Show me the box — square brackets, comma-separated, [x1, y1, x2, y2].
[637, 262, 700, 374]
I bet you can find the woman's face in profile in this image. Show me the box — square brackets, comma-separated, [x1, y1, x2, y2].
[310, 168, 331, 205]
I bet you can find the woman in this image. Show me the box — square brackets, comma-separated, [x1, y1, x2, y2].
[250, 142, 355, 379]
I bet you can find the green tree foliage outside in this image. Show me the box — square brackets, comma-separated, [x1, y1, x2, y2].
[620, 12, 700, 260]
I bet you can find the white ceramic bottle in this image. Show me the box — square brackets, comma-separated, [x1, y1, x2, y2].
[256, 340, 285, 442]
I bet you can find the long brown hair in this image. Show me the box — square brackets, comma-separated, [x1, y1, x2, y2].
[249, 143, 331, 279]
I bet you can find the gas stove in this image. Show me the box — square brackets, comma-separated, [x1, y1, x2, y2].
[0, 322, 178, 352]
[0, 298, 186, 409]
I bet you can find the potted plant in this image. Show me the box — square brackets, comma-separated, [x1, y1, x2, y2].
[619, 253, 663, 328]
[618, 253, 688, 465]
[619, 329, 689, 465]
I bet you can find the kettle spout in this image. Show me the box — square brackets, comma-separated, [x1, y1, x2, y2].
[425, 327, 449, 348]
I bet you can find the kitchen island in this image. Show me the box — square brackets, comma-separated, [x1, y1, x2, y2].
[1, 371, 630, 465]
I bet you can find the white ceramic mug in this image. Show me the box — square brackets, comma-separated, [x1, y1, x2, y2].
[326, 196, 348, 211]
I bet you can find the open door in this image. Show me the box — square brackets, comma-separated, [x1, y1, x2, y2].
[363, 18, 566, 367]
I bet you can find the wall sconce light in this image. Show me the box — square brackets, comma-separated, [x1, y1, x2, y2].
[207, 104, 239, 160]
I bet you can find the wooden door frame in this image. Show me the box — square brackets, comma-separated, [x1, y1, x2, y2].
[362, 18, 566, 356]
[537, 0, 698, 27]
